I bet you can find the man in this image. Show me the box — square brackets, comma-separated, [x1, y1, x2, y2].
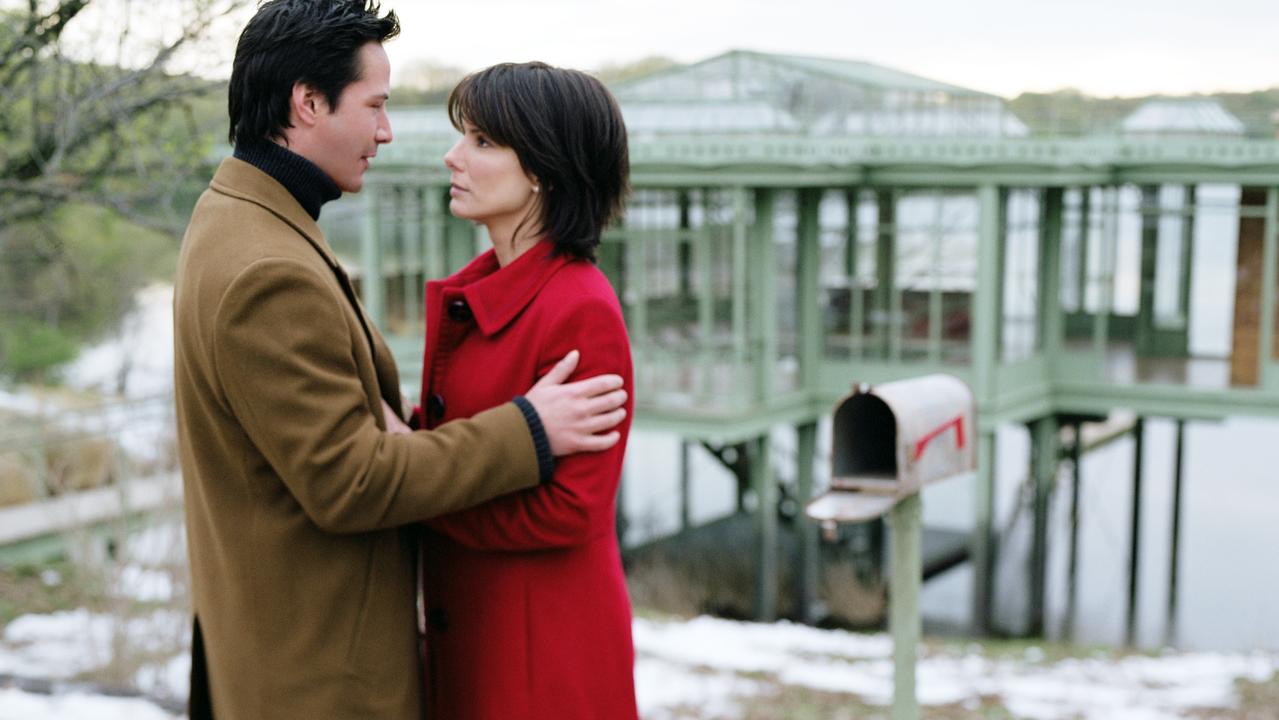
[172, 1, 628, 717]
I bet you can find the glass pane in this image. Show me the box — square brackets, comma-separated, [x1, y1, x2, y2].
[1002, 190, 1041, 362]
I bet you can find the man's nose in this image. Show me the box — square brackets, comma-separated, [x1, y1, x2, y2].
[377, 113, 393, 144]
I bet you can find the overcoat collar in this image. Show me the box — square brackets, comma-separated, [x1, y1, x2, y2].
[436, 240, 576, 337]
[207, 157, 342, 271]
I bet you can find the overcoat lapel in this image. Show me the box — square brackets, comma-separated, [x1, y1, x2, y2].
[209, 158, 403, 416]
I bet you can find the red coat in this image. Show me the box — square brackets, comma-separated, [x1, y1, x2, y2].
[417, 239, 638, 720]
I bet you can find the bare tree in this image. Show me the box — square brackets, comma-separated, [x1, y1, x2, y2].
[0, 0, 248, 235]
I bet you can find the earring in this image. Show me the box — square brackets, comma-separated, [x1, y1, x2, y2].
[532, 185, 540, 193]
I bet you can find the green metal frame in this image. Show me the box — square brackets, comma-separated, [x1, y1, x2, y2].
[354, 132, 1279, 630]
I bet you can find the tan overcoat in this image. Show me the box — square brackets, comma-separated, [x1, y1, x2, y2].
[173, 158, 539, 719]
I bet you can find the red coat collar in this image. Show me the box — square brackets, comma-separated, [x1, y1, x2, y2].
[433, 240, 576, 337]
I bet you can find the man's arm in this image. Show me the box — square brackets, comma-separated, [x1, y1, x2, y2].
[399, 349, 629, 480]
[215, 258, 541, 533]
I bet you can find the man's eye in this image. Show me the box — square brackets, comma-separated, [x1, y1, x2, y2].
[476, 135, 490, 147]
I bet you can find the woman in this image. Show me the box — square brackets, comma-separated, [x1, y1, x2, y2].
[416, 62, 637, 720]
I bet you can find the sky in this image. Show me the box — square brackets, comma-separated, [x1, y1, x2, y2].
[377, 0, 1279, 98]
[23, 0, 1276, 99]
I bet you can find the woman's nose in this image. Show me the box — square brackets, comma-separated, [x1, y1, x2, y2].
[443, 140, 463, 171]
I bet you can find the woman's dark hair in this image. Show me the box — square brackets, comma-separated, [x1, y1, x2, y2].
[447, 62, 630, 262]
[228, 0, 399, 147]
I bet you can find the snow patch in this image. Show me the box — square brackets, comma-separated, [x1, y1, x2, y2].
[0, 688, 177, 720]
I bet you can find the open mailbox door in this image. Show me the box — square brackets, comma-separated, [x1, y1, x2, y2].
[808, 374, 976, 525]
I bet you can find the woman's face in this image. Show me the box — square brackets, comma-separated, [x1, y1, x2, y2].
[443, 121, 539, 235]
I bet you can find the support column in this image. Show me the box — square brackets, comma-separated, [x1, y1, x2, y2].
[678, 190, 693, 300]
[1039, 188, 1065, 357]
[1126, 416, 1146, 647]
[1063, 421, 1084, 640]
[732, 187, 749, 394]
[874, 190, 897, 360]
[424, 187, 446, 282]
[752, 433, 778, 621]
[750, 189, 778, 403]
[696, 190, 715, 405]
[1136, 185, 1160, 356]
[846, 189, 864, 359]
[797, 189, 822, 390]
[1178, 186, 1197, 355]
[888, 492, 922, 720]
[971, 184, 1004, 634]
[796, 420, 819, 625]
[401, 187, 422, 327]
[1093, 187, 1118, 359]
[360, 184, 385, 328]
[1165, 418, 1186, 646]
[679, 439, 691, 532]
[1028, 414, 1059, 637]
[1075, 188, 1091, 312]
[928, 190, 944, 363]
[1260, 188, 1279, 389]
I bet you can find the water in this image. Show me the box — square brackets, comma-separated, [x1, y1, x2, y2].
[624, 416, 1279, 653]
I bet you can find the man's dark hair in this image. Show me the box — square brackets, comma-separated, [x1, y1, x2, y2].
[447, 62, 630, 262]
[228, 0, 399, 147]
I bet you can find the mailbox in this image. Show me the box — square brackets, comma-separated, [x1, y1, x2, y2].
[808, 374, 976, 525]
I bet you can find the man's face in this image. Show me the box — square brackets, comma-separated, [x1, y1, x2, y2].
[307, 42, 393, 193]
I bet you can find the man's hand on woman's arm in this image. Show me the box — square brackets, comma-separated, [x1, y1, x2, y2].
[523, 350, 627, 456]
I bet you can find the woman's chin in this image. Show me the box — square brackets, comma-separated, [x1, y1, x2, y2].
[448, 202, 483, 222]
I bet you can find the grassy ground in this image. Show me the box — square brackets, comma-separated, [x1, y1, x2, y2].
[728, 664, 1279, 720]
[0, 559, 107, 630]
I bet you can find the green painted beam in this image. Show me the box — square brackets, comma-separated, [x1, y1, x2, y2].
[360, 185, 385, 328]
[732, 187, 749, 387]
[1039, 188, 1065, 357]
[752, 433, 778, 622]
[751, 189, 778, 402]
[424, 186, 445, 281]
[875, 190, 897, 360]
[970, 184, 1003, 634]
[797, 189, 822, 390]
[1136, 185, 1160, 356]
[795, 421, 819, 625]
[1028, 414, 1058, 637]
[1178, 186, 1196, 341]
[1261, 187, 1279, 390]
[401, 187, 421, 325]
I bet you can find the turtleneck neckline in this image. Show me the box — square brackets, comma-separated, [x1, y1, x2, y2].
[232, 141, 341, 221]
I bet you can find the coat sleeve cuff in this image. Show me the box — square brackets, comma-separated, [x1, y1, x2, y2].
[512, 395, 555, 484]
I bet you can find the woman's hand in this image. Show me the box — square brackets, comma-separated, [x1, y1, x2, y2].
[524, 350, 627, 456]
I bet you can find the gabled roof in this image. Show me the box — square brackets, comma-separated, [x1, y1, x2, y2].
[760, 51, 998, 99]
[612, 49, 999, 100]
[1121, 99, 1246, 136]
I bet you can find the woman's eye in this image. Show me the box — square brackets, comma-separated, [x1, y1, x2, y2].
[476, 135, 490, 147]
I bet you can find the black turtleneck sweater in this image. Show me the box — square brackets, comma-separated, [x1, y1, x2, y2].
[233, 141, 341, 221]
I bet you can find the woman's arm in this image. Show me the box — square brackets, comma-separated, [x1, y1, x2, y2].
[426, 297, 633, 551]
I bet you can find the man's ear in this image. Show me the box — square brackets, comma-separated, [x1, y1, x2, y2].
[289, 82, 327, 128]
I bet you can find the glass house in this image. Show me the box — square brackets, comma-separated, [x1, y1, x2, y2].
[323, 50, 1279, 634]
